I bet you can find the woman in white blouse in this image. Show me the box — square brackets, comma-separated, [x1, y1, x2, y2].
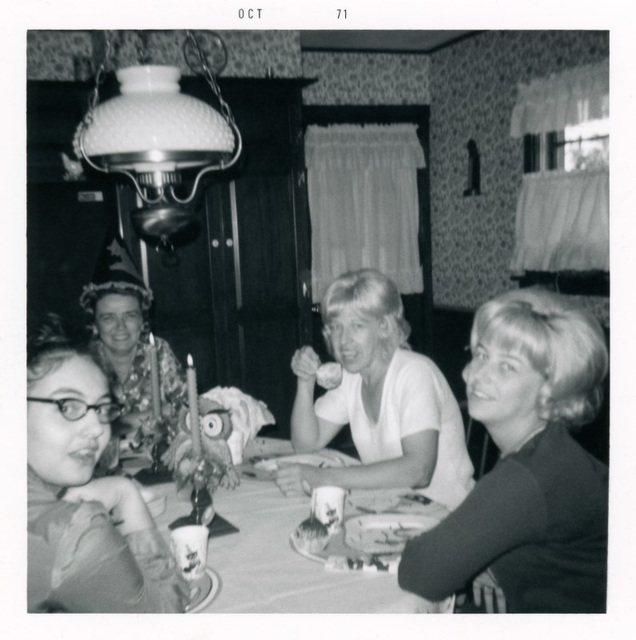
[274, 269, 474, 511]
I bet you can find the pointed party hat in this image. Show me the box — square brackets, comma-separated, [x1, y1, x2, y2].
[79, 235, 153, 311]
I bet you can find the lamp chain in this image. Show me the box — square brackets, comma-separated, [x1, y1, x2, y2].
[84, 32, 114, 124]
[184, 31, 237, 128]
[136, 31, 151, 65]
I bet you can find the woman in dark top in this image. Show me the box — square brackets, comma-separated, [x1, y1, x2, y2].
[398, 288, 609, 613]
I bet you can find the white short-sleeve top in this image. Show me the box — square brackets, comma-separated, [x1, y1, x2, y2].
[314, 348, 475, 510]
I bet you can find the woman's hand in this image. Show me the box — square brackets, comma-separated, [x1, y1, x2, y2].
[473, 568, 507, 613]
[63, 476, 154, 536]
[291, 346, 321, 382]
[273, 463, 323, 497]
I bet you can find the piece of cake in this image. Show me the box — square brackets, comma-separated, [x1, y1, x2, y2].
[291, 516, 331, 553]
[316, 362, 343, 389]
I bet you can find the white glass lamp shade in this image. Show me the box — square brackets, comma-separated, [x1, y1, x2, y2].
[78, 66, 236, 173]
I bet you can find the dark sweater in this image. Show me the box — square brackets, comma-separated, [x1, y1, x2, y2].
[398, 425, 608, 613]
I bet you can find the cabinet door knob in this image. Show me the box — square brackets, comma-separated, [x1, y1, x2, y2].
[226, 238, 234, 247]
[211, 239, 220, 248]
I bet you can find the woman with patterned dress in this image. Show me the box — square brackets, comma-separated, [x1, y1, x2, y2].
[79, 236, 188, 456]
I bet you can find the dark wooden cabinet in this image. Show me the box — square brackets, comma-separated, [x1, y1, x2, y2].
[27, 78, 313, 437]
[26, 180, 123, 332]
[133, 79, 312, 436]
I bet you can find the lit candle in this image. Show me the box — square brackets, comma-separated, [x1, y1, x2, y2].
[186, 354, 201, 458]
[148, 333, 161, 421]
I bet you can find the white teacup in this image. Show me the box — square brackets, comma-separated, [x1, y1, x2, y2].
[170, 525, 209, 582]
[311, 486, 347, 534]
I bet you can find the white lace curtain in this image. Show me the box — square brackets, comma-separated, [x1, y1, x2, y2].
[509, 60, 609, 274]
[510, 60, 609, 137]
[510, 169, 609, 273]
[305, 124, 426, 302]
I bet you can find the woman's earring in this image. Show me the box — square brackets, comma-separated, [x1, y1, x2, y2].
[91, 324, 99, 337]
[537, 383, 553, 421]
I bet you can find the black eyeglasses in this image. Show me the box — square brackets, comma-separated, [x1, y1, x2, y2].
[27, 397, 124, 423]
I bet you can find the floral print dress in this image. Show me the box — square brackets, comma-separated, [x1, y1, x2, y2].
[91, 336, 188, 450]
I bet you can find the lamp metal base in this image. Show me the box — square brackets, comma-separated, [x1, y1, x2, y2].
[130, 205, 200, 246]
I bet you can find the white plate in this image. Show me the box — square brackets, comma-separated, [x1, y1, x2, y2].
[347, 491, 435, 515]
[186, 567, 222, 613]
[344, 514, 440, 555]
[347, 494, 402, 514]
[253, 451, 352, 473]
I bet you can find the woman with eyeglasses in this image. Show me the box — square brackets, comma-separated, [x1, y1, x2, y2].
[27, 313, 189, 613]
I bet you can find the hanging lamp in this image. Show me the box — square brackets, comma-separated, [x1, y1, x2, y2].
[74, 31, 242, 250]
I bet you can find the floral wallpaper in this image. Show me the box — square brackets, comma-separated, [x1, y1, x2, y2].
[26, 31, 94, 80]
[302, 51, 431, 105]
[429, 30, 610, 324]
[26, 30, 610, 324]
[26, 30, 302, 80]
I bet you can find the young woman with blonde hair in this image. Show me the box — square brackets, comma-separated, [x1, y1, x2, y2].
[398, 288, 609, 613]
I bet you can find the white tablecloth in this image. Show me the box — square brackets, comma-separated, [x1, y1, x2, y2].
[147, 438, 453, 614]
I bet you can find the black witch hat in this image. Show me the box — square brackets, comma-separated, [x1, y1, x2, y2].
[79, 235, 153, 311]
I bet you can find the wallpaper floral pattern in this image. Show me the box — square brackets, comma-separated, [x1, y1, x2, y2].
[26, 31, 94, 80]
[429, 30, 609, 324]
[302, 51, 431, 105]
[26, 30, 302, 80]
[26, 30, 610, 324]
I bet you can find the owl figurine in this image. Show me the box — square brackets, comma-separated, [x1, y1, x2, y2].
[162, 396, 240, 496]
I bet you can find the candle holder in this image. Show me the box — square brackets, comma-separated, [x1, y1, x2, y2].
[169, 485, 215, 529]
[163, 425, 241, 537]
[190, 486, 216, 524]
[150, 437, 171, 474]
[131, 417, 176, 485]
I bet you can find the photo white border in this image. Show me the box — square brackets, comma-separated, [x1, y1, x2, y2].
[2, 2, 634, 638]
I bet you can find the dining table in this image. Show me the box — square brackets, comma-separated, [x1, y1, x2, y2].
[128, 437, 455, 614]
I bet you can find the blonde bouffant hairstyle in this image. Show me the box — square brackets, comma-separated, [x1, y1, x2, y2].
[320, 269, 411, 360]
[470, 287, 608, 430]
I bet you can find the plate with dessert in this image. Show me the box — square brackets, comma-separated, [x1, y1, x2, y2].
[289, 515, 402, 573]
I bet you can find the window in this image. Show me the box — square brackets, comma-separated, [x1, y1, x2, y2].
[524, 117, 609, 174]
[510, 60, 609, 276]
[305, 124, 425, 302]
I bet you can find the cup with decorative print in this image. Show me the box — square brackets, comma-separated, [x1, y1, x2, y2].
[170, 525, 209, 582]
[311, 486, 347, 535]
